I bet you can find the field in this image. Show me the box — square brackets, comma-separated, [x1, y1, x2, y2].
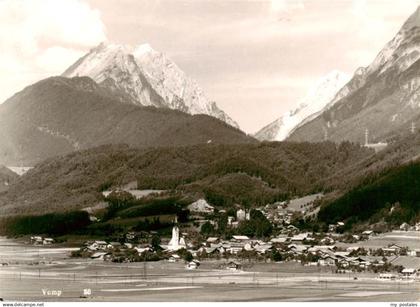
[0, 237, 419, 302]
[336, 231, 420, 250]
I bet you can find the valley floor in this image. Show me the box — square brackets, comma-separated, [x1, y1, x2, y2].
[0, 237, 419, 302]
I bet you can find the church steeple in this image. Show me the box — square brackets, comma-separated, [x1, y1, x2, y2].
[167, 214, 185, 251]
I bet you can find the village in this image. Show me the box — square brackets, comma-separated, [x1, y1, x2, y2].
[1, 192, 419, 302]
[46, 192, 420, 282]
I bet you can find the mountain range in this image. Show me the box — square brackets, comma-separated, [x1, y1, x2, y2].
[3, 5, 420, 168]
[255, 70, 350, 141]
[0, 76, 253, 165]
[63, 42, 238, 128]
[288, 7, 420, 143]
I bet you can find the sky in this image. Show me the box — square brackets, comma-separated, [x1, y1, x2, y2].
[0, 0, 419, 133]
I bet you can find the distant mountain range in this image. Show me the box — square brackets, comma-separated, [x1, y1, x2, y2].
[2, 6, 420, 169]
[0, 76, 254, 165]
[63, 42, 238, 128]
[255, 70, 350, 141]
[288, 6, 420, 143]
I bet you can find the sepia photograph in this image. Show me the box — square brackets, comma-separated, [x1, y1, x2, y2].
[0, 0, 419, 305]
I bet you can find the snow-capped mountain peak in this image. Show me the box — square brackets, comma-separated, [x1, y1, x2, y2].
[63, 42, 162, 107]
[132, 44, 239, 127]
[255, 70, 350, 141]
[133, 43, 155, 57]
[287, 6, 420, 144]
[62, 42, 239, 128]
[367, 6, 420, 76]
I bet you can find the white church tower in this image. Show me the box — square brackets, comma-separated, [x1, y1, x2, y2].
[167, 216, 186, 251]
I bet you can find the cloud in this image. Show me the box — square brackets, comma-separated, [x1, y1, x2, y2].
[0, 0, 106, 103]
[35, 47, 85, 73]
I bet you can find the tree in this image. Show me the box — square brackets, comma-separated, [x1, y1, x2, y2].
[200, 221, 215, 236]
[254, 217, 272, 238]
[104, 190, 136, 220]
[184, 252, 193, 262]
[271, 249, 283, 262]
[177, 209, 190, 223]
[236, 209, 272, 238]
[151, 234, 162, 251]
[237, 220, 255, 237]
[178, 248, 193, 262]
[217, 214, 228, 233]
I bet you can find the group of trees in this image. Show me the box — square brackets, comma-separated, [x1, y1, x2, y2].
[237, 209, 273, 238]
[0, 211, 91, 236]
[105, 191, 190, 222]
[132, 217, 171, 232]
[199, 209, 272, 239]
[200, 173, 286, 208]
[318, 162, 420, 227]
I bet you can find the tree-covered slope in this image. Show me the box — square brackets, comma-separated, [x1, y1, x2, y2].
[0, 141, 371, 215]
[318, 161, 420, 227]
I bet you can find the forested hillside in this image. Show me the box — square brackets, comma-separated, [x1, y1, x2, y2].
[0, 166, 18, 193]
[0, 141, 371, 215]
[318, 161, 420, 228]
